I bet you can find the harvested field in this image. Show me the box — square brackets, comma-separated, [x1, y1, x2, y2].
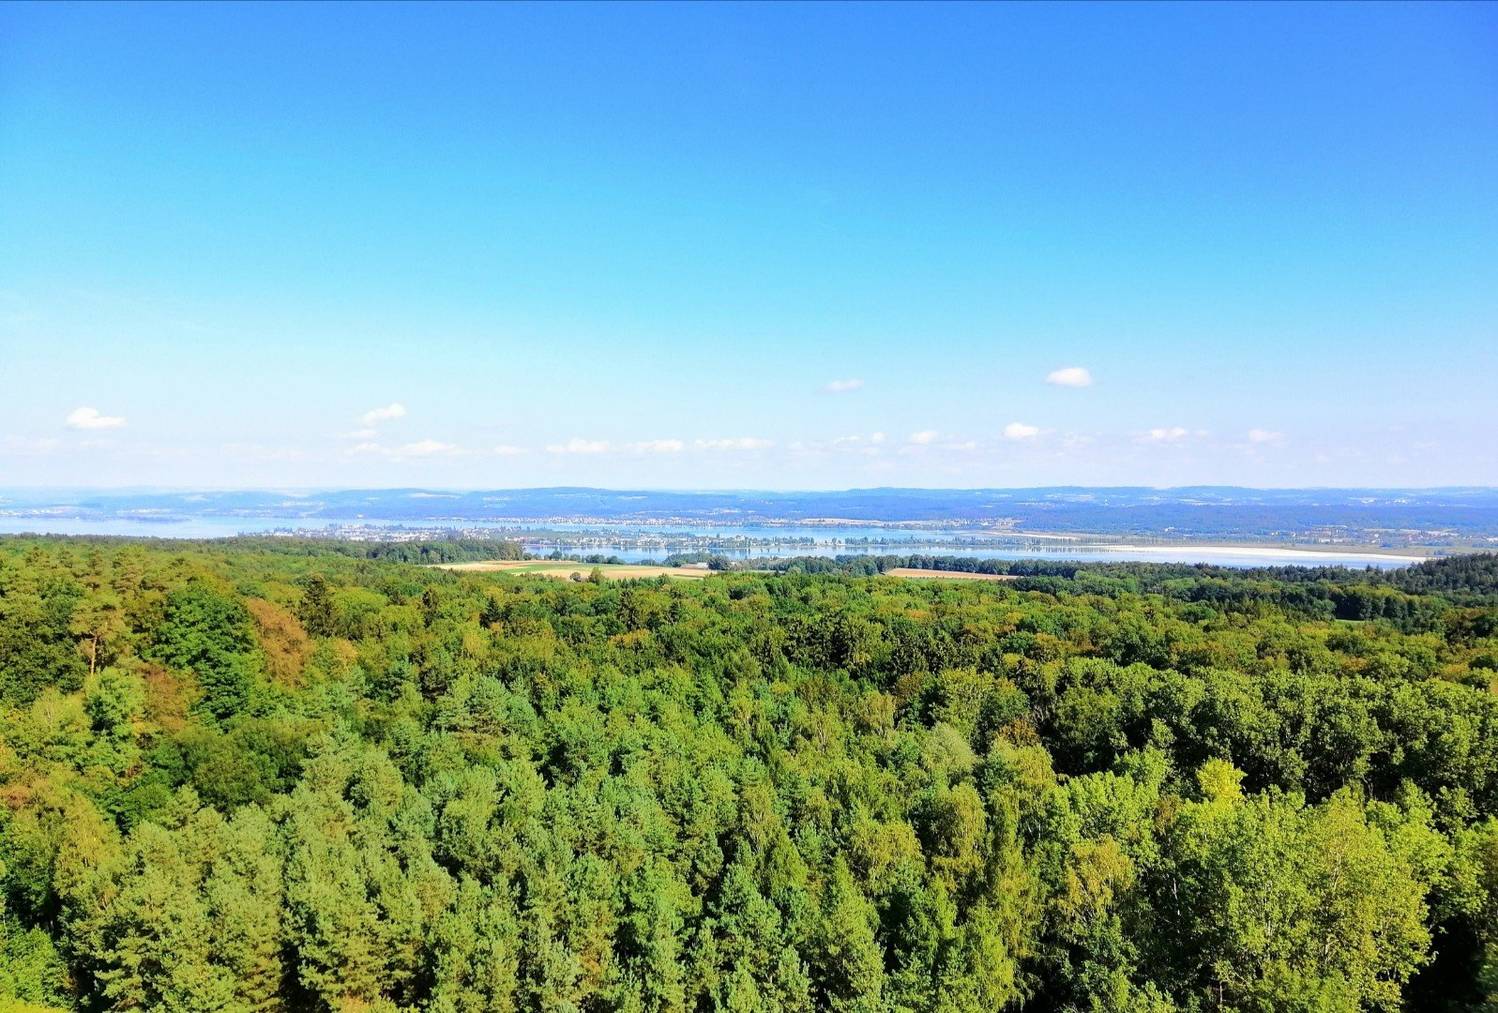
[436, 560, 713, 580]
[885, 567, 1018, 581]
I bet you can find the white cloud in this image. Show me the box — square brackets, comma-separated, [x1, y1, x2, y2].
[831, 432, 890, 450]
[345, 427, 378, 440]
[822, 378, 865, 394]
[492, 444, 527, 457]
[907, 430, 939, 445]
[789, 434, 890, 457]
[1247, 428, 1284, 444]
[65, 406, 127, 430]
[349, 438, 459, 459]
[399, 439, 457, 457]
[2, 436, 61, 455]
[695, 437, 773, 451]
[1141, 426, 1191, 443]
[121, 445, 188, 460]
[545, 436, 769, 455]
[627, 439, 686, 455]
[359, 402, 407, 427]
[222, 443, 307, 462]
[547, 437, 611, 455]
[1003, 421, 1041, 440]
[1046, 366, 1093, 388]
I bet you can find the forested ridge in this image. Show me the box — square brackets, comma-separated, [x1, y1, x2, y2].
[2, 538, 1497, 1012]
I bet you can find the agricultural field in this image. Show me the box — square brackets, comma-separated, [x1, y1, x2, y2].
[435, 559, 713, 580]
[884, 566, 1019, 581]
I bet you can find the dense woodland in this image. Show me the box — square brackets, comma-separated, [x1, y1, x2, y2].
[2, 537, 1496, 1012]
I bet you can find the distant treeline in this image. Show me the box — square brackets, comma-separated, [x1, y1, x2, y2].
[764, 552, 1498, 631]
[767, 550, 1497, 588]
[0, 533, 530, 566]
[235, 536, 529, 565]
[1383, 551, 1498, 596]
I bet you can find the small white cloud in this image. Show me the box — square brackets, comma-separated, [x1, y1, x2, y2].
[492, 444, 527, 457]
[907, 430, 939, 445]
[1046, 366, 1093, 388]
[222, 443, 307, 462]
[397, 439, 457, 457]
[345, 428, 378, 440]
[359, 402, 407, 427]
[790, 434, 888, 457]
[65, 406, 127, 430]
[695, 437, 773, 451]
[1141, 426, 1191, 443]
[825, 432, 890, 452]
[123, 445, 188, 460]
[1247, 428, 1284, 444]
[822, 378, 864, 394]
[547, 437, 611, 455]
[1, 436, 61, 455]
[627, 439, 686, 455]
[1003, 421, 1041, 440]
[349, 438, 459, 459]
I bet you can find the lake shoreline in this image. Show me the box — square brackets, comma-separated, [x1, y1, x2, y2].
[0, 518, 1448, 569]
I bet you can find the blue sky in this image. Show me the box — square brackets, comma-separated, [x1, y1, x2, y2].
[1, 2, 1495, 489]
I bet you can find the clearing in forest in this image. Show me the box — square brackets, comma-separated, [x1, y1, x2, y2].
[885, 567, 1018, 581]
[435, 559, 713, 580]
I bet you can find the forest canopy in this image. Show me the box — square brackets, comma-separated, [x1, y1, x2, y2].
[1, 536, 1496, 1012]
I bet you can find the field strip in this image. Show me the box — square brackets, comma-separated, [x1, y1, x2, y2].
[885, 567, 1018, 581]
[435, 559, 713, 579]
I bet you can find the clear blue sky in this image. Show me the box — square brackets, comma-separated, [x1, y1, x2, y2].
[2, 1, 1494, 489]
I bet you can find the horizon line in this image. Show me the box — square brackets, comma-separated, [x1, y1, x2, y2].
[5, 483, 1498, 495]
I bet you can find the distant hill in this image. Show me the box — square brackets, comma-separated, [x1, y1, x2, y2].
[5, 485, 1498, 536]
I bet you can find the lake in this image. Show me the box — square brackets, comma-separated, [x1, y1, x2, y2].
[0, 514, 1425, 569]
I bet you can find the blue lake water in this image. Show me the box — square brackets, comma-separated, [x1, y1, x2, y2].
[0, 514, 1423, 569]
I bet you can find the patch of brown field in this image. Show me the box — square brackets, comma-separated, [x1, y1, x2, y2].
[885, 567, 1018, 582]
[434, 560, 537, 572]
[437, 560, 712, 580]
[436, 560, 539, 572]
